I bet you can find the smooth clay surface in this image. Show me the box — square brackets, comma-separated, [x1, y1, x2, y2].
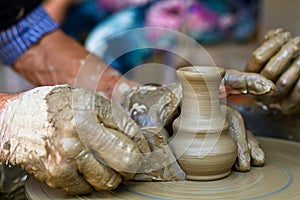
[171, 66, 237, 180]
[25, 137, 300, 200]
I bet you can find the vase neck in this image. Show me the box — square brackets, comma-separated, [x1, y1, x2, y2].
[179, 73, 222, 119]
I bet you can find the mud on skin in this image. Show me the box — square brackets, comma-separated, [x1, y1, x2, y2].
[246, 28, 300, 115]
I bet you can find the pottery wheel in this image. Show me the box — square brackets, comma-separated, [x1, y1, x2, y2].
[25, 137, 300, 199]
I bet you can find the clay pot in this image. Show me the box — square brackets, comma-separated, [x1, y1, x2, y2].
[171, 66, 237, 181]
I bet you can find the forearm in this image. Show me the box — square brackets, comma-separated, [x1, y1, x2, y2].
[0, 3, 130, 98]
[0, 5, 59, 66]
[13, 29, 125, 97]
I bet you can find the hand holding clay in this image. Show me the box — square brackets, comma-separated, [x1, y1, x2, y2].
[121, 81, 265, 177]
[0, 85, 150, 195]
[220, 70, 269, 171]
[223, 105, 265, 171]
[121, 84, 185, 181]
[220, 69, 275, 97]
[245, 28, 300, 115]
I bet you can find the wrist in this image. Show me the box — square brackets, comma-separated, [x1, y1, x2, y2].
[0, 86, 59, 164]
[0, 5, 59, 65]
[13, 29, 87, 86]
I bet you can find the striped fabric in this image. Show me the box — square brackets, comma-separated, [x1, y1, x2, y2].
[0, 6, 59, 65]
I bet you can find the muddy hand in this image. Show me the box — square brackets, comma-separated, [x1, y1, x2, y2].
[121, 83, 180, 128]
[0, 85, 149, 195]
[246, 28, 300, 115]
[221, 69, 275, 97]
[222, 105, 265, 171]
[245, 29, 291, 73]
[246, 130, 265, 166]
[121, 84, 185, 181]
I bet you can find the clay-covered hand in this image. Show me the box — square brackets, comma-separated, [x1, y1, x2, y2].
[220, 70, 268, 171]
[122, 82, 266, 175]
[121, 83, 181, 129]
[121, 84, 185, 181]
[220, 69, 275, 98]
[245, 28, 300, 115]
[222, 105, 265, 171]
[0, 85, 149, 195]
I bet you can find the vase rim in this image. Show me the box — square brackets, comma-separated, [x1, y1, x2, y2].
[177, 66, 225, 77]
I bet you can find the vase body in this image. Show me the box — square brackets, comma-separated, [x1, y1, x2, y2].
[171, 66, 237, 181]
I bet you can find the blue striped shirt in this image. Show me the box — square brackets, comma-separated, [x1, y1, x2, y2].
[0, 6, 59, 65]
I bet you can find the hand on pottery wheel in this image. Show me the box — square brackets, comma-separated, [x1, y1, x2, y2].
[221, 70, 271, 171]
[121, 81, 267, 177]
[245, 28, 300, 115]
[222, 105, 265, 171]
[0, 85, 150, 195]
[121, 84, 185, 181]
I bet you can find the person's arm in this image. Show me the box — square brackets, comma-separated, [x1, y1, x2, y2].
[0, 4, 59, 66]
[0, 85, 150, 195]
[12, 28, 133, 99]
[0, 2, 135, 98]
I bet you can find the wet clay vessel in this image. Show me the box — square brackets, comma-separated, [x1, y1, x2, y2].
[171, 66, 237, 180]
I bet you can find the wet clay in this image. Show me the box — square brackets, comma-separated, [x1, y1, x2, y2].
[25, 136, 300, 199]
[221, 104, 251, 171]
[0, 86, 93, 194]
[134, 127, 185, 181]
[263, 28, 285, 40]
[121, 84, 180, 128]
[245, 29, 300, 115]
[0, 86, 59, 165]
[246, 130, 265, 166]
[0, 85, 152, 195]
[171, 66, 237, 180]
[223, 69, 275, 95]
[260, 36, 300, 82]
[222, 105, 265, 171]
[121, 84, 185, 181]
[245, 31, 291, 72]
[275, 55, 300, 98]
[281, 78, 300, 114]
